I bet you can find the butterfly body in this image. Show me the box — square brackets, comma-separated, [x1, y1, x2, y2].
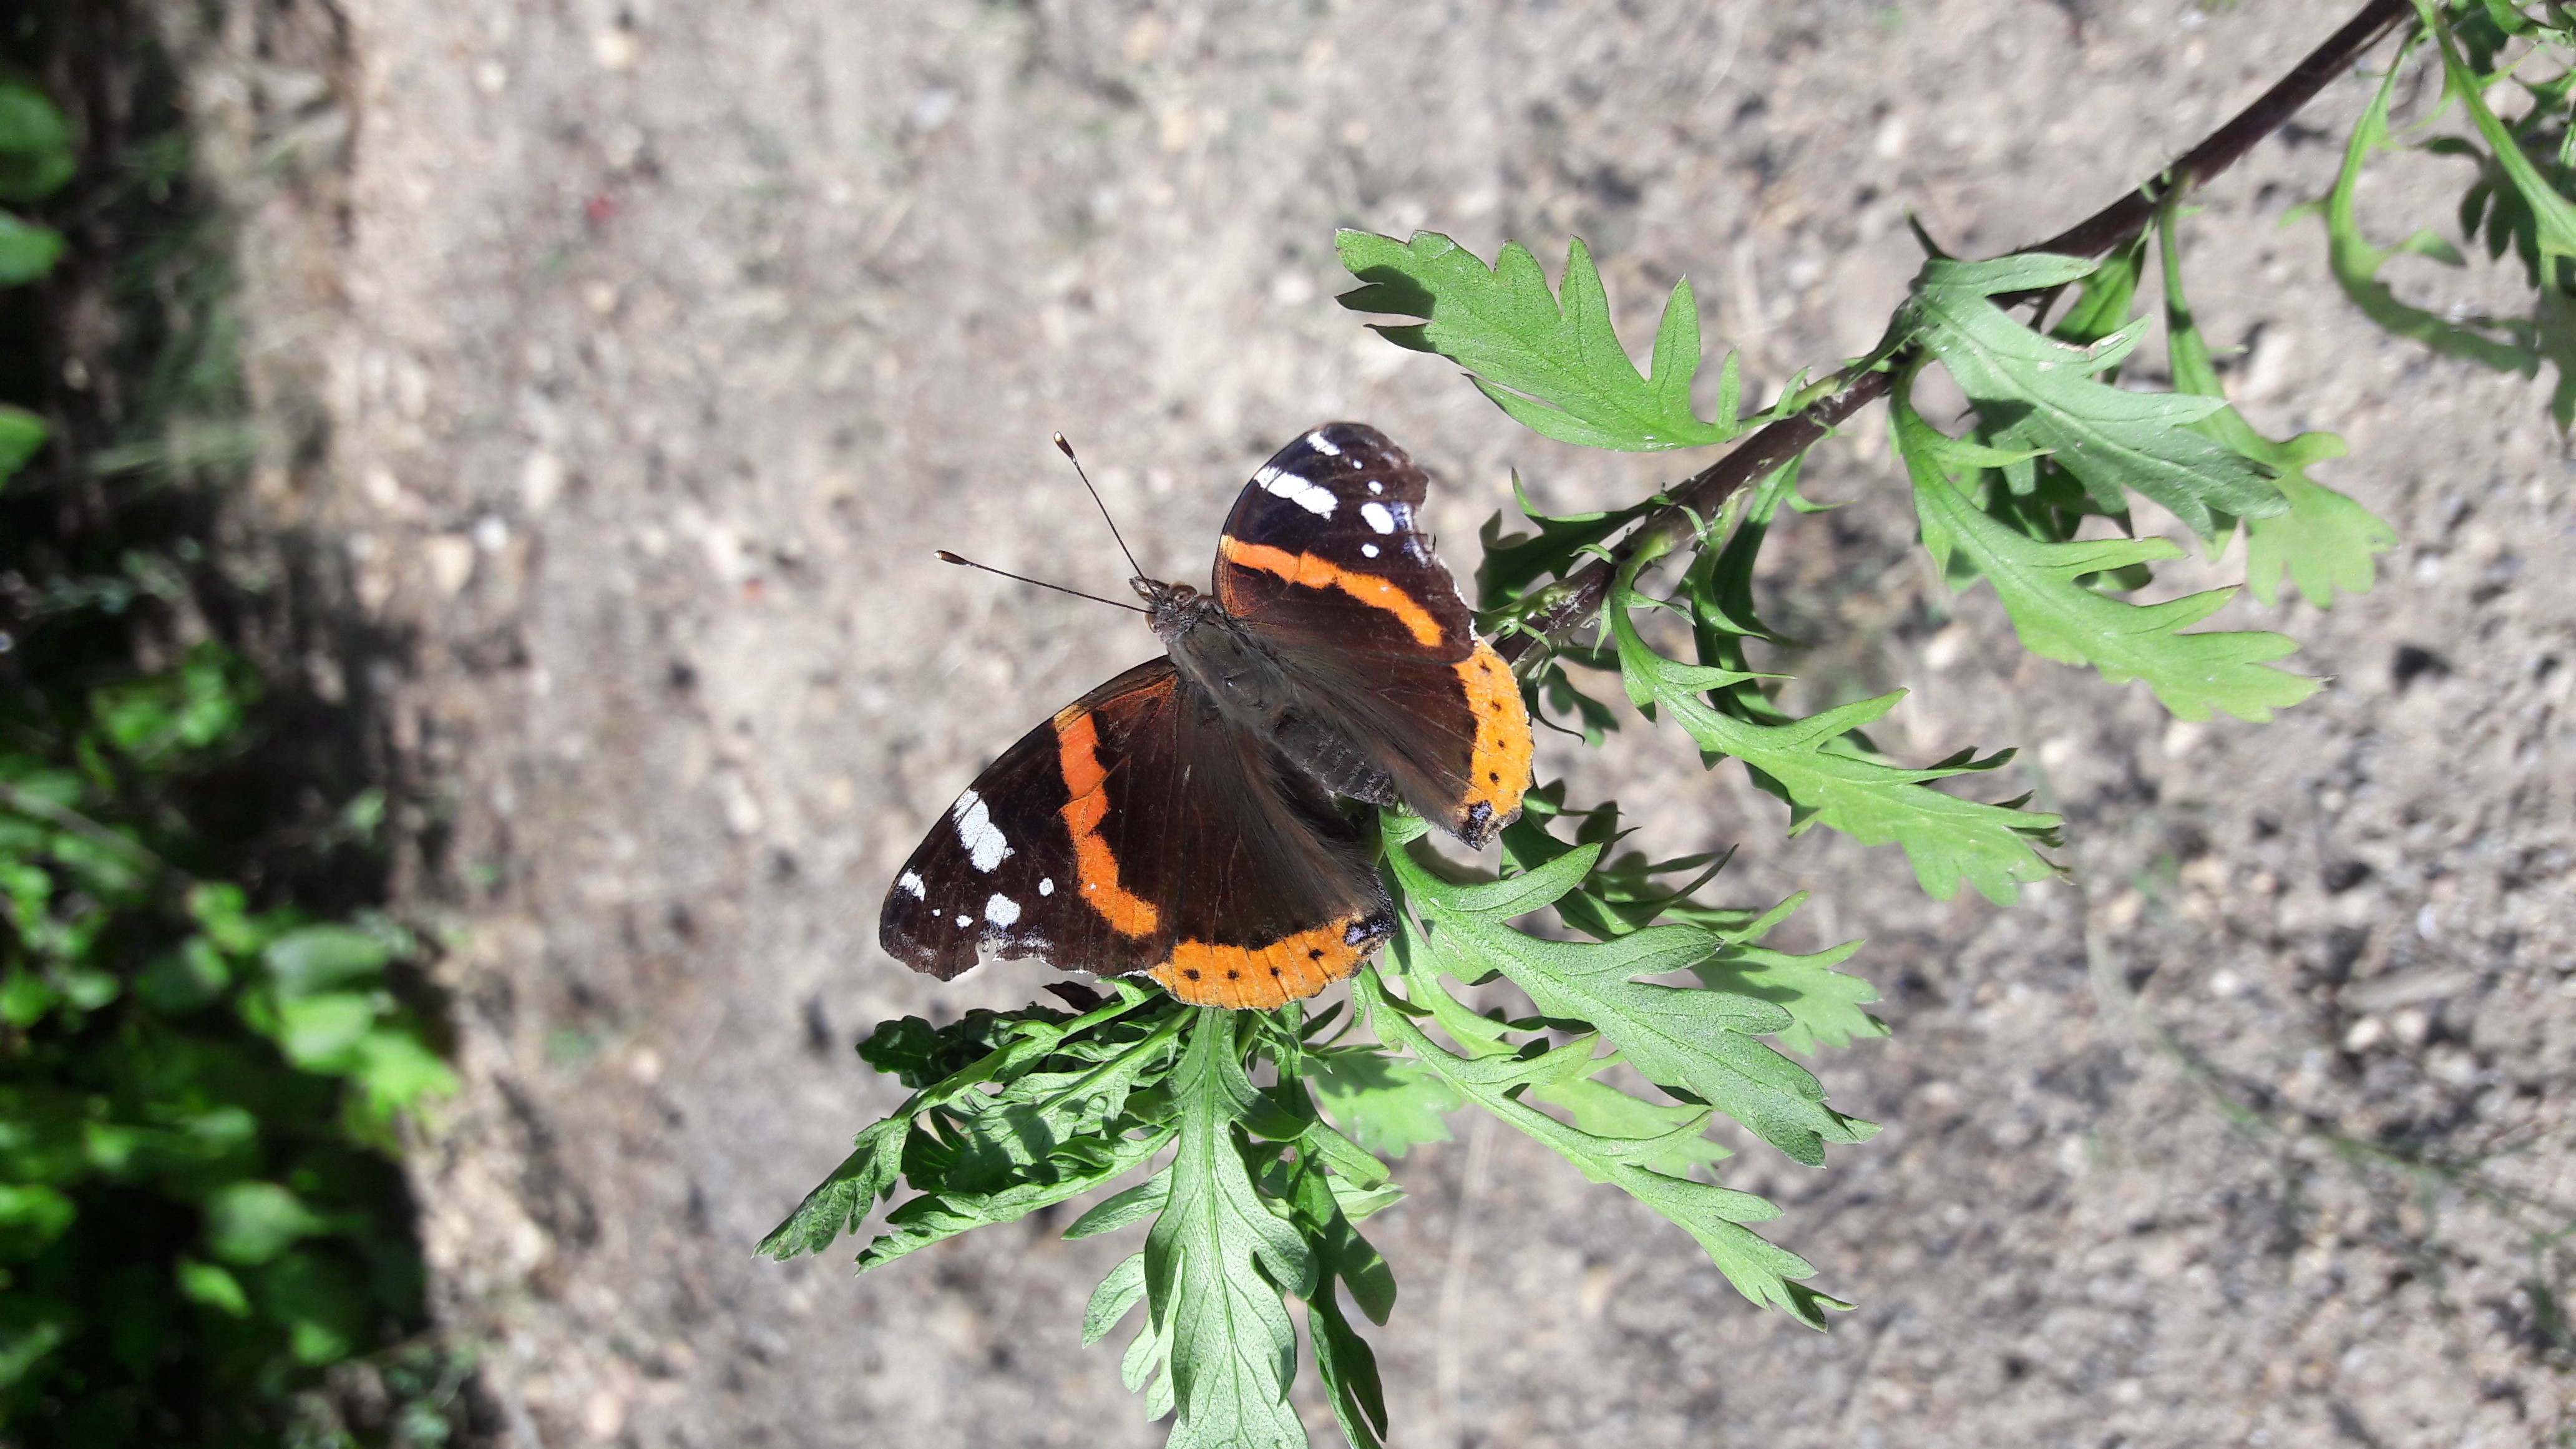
[882, 423, 1534, 1010]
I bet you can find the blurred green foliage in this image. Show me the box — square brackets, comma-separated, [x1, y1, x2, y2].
[0, 49, 457, 1448]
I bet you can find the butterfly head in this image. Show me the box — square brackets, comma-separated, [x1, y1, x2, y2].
[1133, 576, 1226, 643]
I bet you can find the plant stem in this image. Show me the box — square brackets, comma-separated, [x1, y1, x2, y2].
[1496, 0, 2414, 661]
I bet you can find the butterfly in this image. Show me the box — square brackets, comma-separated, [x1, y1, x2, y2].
[879, 422, 1534, 1010]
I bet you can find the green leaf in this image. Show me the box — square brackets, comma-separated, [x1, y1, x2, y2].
[764, 990, 1184, 1264]
[2313, 40, 2540, 379]
[1085, 1252, 1148, 1346]
[1389, 841, 1870, 1168]
[0, 1183, 76, 1259]
[273, 992, 379, 1071]
[1309, 1050, 1460, 1158]
[758, 1116, 911, 1260]
[1306, 1278, 1389, 1449]
[1526, 657, 1624, 746]
[346, 1030, 460, 1118]
[1611, 571, 2064, 904]
[1891, 376, 2320, 723]
[1692, 459, 1803, 654]
[1337, 229, 1747, 451]
[0, 80, 75, 202]
[1363, 974, 1844, 1327]
[1141, 1009, 1313, 1448]
[203, 1181, 325, 1266]
[925, 1012, 1186, 1194]
[1524, 1057, 1731, 1178]
[255, 1249, 368, 1366]
[1901, 253, 2284, 539]
[0, 405, 43, 486]
[188, 882, 264, 957]
[0, 1316, 67, 1391]
[2418, 1, 2576, 268]
[1286, 1163, 1395, 1329]
[856, 1128, 1171, 1272]
[2048, 233, 2150, 348]
[2156, 210, 2393, 607]
[263, 926, 390, 997]
[1690, 927, 1885, 1058]
[176, 1259, 252, 1318]
[1281, 1156, 1393, 1446]
[0, 211, 62, 287]
[1066, 1170, 1171, 1241]
[1476, 470, 1660, 611]
[135, 937, 231, 1013]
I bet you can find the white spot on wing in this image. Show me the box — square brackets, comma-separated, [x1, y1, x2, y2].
[1264, 474, 1335, 516]
[1362, 543, 1380, 558]
[1038, 877, 1054, 896]
[899, 871, 927, 899]
[1305, 429, 1342, 457]
[950, 789, 1013, 872]
[955, 914, 972, 927]
[984, 893, 1021, 927]
[1252, 463, 1281, 487]
[1367, 479, 1383, 494]
[1360, 501, 1396, 534]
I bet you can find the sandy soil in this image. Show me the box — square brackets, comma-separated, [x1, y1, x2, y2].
[196, 1, 2576, 1445]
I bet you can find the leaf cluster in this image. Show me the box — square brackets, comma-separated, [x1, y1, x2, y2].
[776, 798, 1885, 1446]
[0, 636, 456, 1440]
[1365, 807, 1876, 1325]
[2310, 2, 2576, 427]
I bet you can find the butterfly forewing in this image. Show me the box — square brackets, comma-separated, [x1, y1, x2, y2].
[878, 673, 1116, 982]
[1213, 422, 1474, 665]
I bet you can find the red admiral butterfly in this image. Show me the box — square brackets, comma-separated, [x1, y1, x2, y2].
[881, 423, 1535, 1010]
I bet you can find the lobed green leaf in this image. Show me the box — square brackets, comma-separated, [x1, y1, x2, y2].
[1902, 253, 2285, 539]
[1388, 839, 1870, 1168]
[2156, 210, 2393, 608]
[1364, 973, 1842, 1327]
[1611, 569, 2064, 904]
[2313, 39, 2542, 384]
[857, 1129, 1172, 1272]
[1891, 375, 2320, 723]
[1337, 229, 1747, 451]
[1142, 1010, 1313, 1448]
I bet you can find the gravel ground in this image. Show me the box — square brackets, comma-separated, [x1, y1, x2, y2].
[190, 1, 2576, 1445]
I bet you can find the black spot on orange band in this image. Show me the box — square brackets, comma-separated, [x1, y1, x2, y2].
[1148, 911, 1392, 1009]
[1453, 639, 1532, 846]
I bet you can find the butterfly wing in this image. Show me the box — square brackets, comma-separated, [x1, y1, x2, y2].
[879, 658, 1393, 1008]
[1212, 422, 1533, 847]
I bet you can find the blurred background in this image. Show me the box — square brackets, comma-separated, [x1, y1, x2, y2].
[6, 1, 2574, 1445]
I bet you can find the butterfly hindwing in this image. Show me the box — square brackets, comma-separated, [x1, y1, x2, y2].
[879, 658, 1394, 1009]
[1214, 422, 1533, 847]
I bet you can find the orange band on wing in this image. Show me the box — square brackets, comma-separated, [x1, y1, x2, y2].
[1455, 640, 1533, 837]
[1148, 914, 1388, 1010]
[1053, 705, 1160, 937]
[1219, 536, 1443, 648]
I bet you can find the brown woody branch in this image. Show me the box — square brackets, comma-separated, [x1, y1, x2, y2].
[1494, 0, 2414, 662]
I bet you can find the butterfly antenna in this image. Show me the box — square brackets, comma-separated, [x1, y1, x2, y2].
[934, 550, 1147, 613]
[1053, 432, 1146, 580]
